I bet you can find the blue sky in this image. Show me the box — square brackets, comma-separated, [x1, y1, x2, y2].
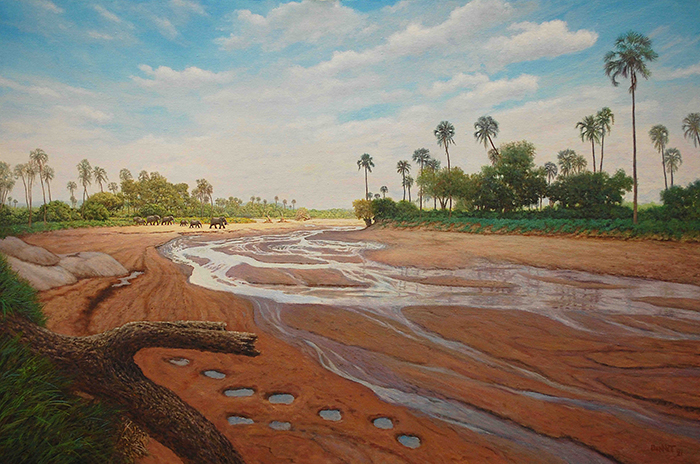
[1, 0, 699, 208]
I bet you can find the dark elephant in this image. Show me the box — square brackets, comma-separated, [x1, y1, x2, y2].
[209, 217, 228, 229]
[180, 219, 189, 226]
[133, 217, 146, 225]
[189, 219, 202, 228]
[146, 215, 161, 225]
[161, 215, 174, 225]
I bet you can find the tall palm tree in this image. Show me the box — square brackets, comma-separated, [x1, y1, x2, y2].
[544, 162, 558, 184]
[42, 166, 54, 202]
[664, 148, 682, 187]
[67, 181, 77, 208]
[108, 182, 119, 194]
[487, 149, 500, 166]
[77, 159, 92, 204]
[119, 168, 133, 182]
[572, 154, 588, 174]
[682, 113, 700, 148]
[403, 175, 414, 202]
[412, 148, 430, 210]
[196, 178, 213, 218]
[473, 116, 499, 158]
[604, 30, 658, 224]
[596, 107, 614, 171]
[13, 164, 29, 217]
[274, 195, 279, 206]
[396, 160, 411, 201]
[93, 166, 108, 193]
[425, 157, 441, 210]
[380, 185, 388, 198]
[576, 115, 601, 173]
[0, 162, 15, 206]
[357, 153, 374, 200]
[434, 121, 455, 171]
[648, 124, 669, 190]
[557, 149, 577, 176]
[282, 199, 288, 209]
[291, 199, 296, 210]
[30, 148, 49, 223]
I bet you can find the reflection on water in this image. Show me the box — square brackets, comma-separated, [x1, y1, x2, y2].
[160, 228, 700, 463]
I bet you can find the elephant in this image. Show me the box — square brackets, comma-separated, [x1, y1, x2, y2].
[180, 219, 189, 227]
[161, 215, 174, 225]
[209, 217, 228, 229]
[146, 215, 161, 225]
[133, 217, 146, 225]
[189, 219, 202, 228]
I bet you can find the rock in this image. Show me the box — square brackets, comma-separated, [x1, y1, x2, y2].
[5, 255, 78, 291]
[58, 252, 128, 279]
[0, 236, 60, 266]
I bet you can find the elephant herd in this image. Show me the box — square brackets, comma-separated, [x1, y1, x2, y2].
[133, 215, 228, 229]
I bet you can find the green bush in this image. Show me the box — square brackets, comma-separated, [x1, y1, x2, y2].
[85, 192, 123, 213]
[81, 202, 109, 221]
[38, 201, 81, 222]
[0, 205, 29, 226]
[138, 203, 167, 218]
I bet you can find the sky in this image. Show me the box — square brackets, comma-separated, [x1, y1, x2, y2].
[1, 0, 699, 209]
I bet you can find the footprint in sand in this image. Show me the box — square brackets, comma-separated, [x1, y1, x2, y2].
[168, 357, 190, 366]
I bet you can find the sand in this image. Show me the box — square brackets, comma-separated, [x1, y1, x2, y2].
[19, 220, 700, 464]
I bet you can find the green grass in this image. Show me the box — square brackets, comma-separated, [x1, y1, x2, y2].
[0, 218, 135, 238]
[0, 254, 45, 325]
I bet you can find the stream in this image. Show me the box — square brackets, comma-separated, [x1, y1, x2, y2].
[160, 227, 700, 463]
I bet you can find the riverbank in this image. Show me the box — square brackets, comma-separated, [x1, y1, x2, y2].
[20, 220, 700, 463]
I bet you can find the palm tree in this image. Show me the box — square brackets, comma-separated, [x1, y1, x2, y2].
[138, 170, 149, 182]
[434, 121, 455, 171]
[664, 148, 682, 187]
[557, 149, 576, 176]
[291, 199, 296, 210]
[119, 168, 133, 182]
[274, 195, 279, 206]
[13, 164, 29, 217]
[473, 116, 499, 158]
[412, 148, 430, 210]
[282, 199, 288, 210]
[396, 160, 411, 201]
[93, 166, 108, 193]
[357, 153, 374, 200]
[42, 166, 54, 202]
[403, 175, 414, 202]
[108, 182, 119, 194]
[682, 113, 700, 148]
[576, 115, 601, 173]
[380, 185, 388, 198]
[596, 107, 614, 171]
[67, 181, 77, 208]
[648, 124, 669, 190]
[30, 148, 49, 223]
[604, 30, 658, 224]
[0, 162, 15, 206]
[487, 149, 500, 166]
[572, 154, 587, 174]
[544, 162, 558, 184]
[196, 178, 213, 218]
[77, 159, 92, 204]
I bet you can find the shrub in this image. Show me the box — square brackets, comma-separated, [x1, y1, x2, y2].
[81, 202, 109, 221]
[548, 170, 633, 211]
[85, 192, 124, 213]
[138, 203, 167, 218]
[660, 180, 700, 220]
[38, 201, 80, 222]
[371, 198, 398, 220]
[352, 199, 373, 226]
[295, 207, 311, 221]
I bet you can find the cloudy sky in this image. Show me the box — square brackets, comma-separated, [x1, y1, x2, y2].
[1, 0, 699, 208]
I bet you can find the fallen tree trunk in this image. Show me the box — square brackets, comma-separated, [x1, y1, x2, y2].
[3, 316, 259, 464]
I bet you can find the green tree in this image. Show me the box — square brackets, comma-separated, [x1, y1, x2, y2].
[663, 148, 682, 187]
[108, 182, 119, 194]
[604, 30, 658, 224]
[548, 170, 633, 211]
[403, 175, 414, 202]
[473, 116, 499, 158]
[380, 185, 388, 198]
[356, 153, 374, 201]
[682, 113, 700, 148]
[291, 199, 296, 210]
[0, 162, 15, 206]
[66, 181, 78, 208]
[77, 159, 92, 204]
[412, 148, 430, 210]
[29, 148, 49, 224]
[544, 161, 558, 185]
[396, 160, 411, 201]
[41, 166, 54, 202]
[434, 121, 455, 171]
[576, 115, 601, 173]
[93, 166, 108, 193]
[557, 149, 586, 176]
[119, 168, 133, 182]
[596, 107, 615, 171]
[648, 124, 669, 190]
[196, 178, 213, 219]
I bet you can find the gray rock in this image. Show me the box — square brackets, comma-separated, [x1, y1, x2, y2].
[0, 236, 60, 266]
[58, 252, 128, 279]
[5, 255, 78, 291]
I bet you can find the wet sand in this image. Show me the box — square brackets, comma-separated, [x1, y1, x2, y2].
[22, 221, 700, 463]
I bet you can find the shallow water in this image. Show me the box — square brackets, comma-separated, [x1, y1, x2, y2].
[160, 227, 700, 462]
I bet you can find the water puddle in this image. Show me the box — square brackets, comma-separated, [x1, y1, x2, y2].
[112, 271, 144, 288]
[228, 416, 254, 425]
[372, 417, 394, 429]
[319, 409, 342, 421]
[168, 357, 190, 367]
[269, 421, 291, 431]
[268, 393, 295, 405]
[202, 370, 226, 379]
[397, 435, 421, 449]
[224, 388, 255, 397]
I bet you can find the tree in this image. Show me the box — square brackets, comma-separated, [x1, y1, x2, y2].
[119, 168, 133, 182]
[596, 107, 615, 171]
[648, 124, 669, 190]
[282, 199, 288, 209]
[66, 181, 78, 208]
[576, 115, 601, 173]
[682, 113, 700, 148]
[30, 149, 49, 224]
[77, 159, 92, 204]
[557, 149, 586, 176]
[196, 179, 213, 218]
[548, 170, 633, 211]
[42, 166, 54, 202]
[434, 121, 455, 171]
[664, 148, 682, 187]
[396, 160, 411, 201]
[0, 162, 15, 205]
[108, 182, 119, 194]
[356, 153, 374, 200]
[604, 30, 658, 224]
[291, 199, 296, 210]
[13, 164, 29, 219]
[412, 148, 430, 210]
[544, 161, 558, 185]
[93, 166, 108, 193]
[380, 185, 388, 198]
[473, 116, 499, 158]
[487, 149, 500, 166]
[274, 195, 279, 206]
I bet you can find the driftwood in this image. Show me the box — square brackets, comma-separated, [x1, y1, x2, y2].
[3, 316, 259, 464]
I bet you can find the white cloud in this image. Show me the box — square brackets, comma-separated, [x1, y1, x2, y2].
[153, 17, 178, 40]
[425, 73, 490, 98]
[55, 105, 112, 123]
[484, 20, 598, 67]
[93, 5, 122, 23]
[0, 77, 61, 98]
[88, 31, 114, 40]
[446, 74, 539, 109]
[216, 0, 364, 51]
[171, 0, 206, 16]
[656, 62, 700, 80]
[29, 0, 63, 14]
[132, 65, 234, 88]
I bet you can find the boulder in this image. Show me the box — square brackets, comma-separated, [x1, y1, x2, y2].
[0, 236, 60, 266]
[5, 255, 78, 291]
[58, 252, 129, 279]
